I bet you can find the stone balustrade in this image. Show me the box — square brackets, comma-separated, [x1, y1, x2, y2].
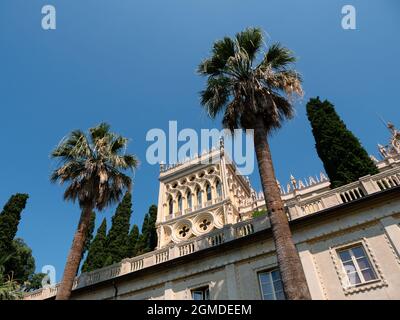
[24, 214, 269, 300]
[285, 166, 400, 219]
[24, 166, 400, 300]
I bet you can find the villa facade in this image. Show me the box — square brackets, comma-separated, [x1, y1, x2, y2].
[25, 124, 400, 300]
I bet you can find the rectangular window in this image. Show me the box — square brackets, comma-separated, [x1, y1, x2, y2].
[258, 269, 285, 300]
[338, 244, 378, 286]
[191, 286, 210, 300]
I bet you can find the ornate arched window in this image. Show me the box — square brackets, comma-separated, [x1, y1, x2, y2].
[206, 183, 212, 201]
[216, 180, 222, 198]
[168, 197, 173, 215]
[196, 188, 202, 207]
[177, 194, 183, 212]
[187, 191, 192, 209]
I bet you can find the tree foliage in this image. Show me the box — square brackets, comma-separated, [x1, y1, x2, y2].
[24, 273, 47, 292]
[306, 97, 379, 188]
[3, 238, 35, 284]
[0, 194, 29, 258]
[126, 224, 139, 258]
[198, 27, 303, 133]
[51, 123, 138, 211]
[135, 205, 158, 255]
[104, 192, 133, 266]
[81, 219, 108, 273]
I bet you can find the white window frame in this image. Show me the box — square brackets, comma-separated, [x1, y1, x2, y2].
[257, 269, 285, 300]
[330, 237, 388, 295]
[337, 244, 378, 288]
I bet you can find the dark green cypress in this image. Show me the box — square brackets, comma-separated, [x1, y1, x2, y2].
[81, 218, 107, 273]
[147, 205, 158, 251]
[0, 194, 29, 258]
[126, 224, 139, 258]
[135, 205, 158, 255]
[135, 214, 149, 255]
[104, 192, 133, 266]
[306, 97, 379, 188]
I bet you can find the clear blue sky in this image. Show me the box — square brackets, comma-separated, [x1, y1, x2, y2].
[1, 1, 399, 280]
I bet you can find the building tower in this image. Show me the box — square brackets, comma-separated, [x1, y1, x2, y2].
[155, 139, 254, 249]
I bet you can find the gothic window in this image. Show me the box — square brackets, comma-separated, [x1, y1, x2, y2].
[168, 197, 173, 215]
[216, 180, 222, 198]
[206, 184, 212, 201]
[177, 194, 183, 212]
[187, 191, 192, 209]
[199, 219, 211, 231]
[196, 188, 202, 207]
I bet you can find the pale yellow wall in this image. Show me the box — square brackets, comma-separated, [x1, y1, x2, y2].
[70, 201, 400, 300]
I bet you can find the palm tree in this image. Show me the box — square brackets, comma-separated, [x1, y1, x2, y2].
[198, 28, 311, 300]
[51, 123, 138, 300]
[0, 254, 22, 300]
[0, 277, 22, 300]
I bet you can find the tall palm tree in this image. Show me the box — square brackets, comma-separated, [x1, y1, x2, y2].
[198, 28, 311, 300]
[51, 123, 138, 300]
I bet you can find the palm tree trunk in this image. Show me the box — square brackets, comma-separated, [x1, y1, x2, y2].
[56, 206, 93, 300]
[253, 117, 311, 300]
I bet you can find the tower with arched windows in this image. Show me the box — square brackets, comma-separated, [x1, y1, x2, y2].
[156, 141, 254, 249]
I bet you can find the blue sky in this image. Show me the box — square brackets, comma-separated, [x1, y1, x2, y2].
[0, 1, 399, 280]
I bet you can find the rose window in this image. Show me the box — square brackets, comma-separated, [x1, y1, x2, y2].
[179, 225, 190, 237]
[199, 219, 211, 231]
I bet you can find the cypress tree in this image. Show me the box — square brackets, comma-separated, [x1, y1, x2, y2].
[306, 97, 379, 188]
[0, 194, 29, 258]
[104, 192, 133, 266]
[135, 214, 149, 255]
[135, 205, 158, 255]
[147, 205, 158, 251]
[81, 218, 107, 273]
[126, 224, 139, 258]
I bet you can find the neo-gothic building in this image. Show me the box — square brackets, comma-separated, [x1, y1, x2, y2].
[25, 123, 400, 300]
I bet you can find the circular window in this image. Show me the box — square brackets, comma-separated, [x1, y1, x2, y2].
[179, 225, 190, 237]
[199, 219, 211, 231]
[193, 213, 214, 235]
[173, 220, 193, 242]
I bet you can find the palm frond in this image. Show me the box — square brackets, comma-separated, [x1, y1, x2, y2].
[235, 27, 263, 62]
[198, 37, 235, 75]
[51, 123, 138, 211]
[198, 28, 303, 133]
[262, 43, 296, 70]
[89, 122, 110, 143]
[200, 76, 231, 118]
